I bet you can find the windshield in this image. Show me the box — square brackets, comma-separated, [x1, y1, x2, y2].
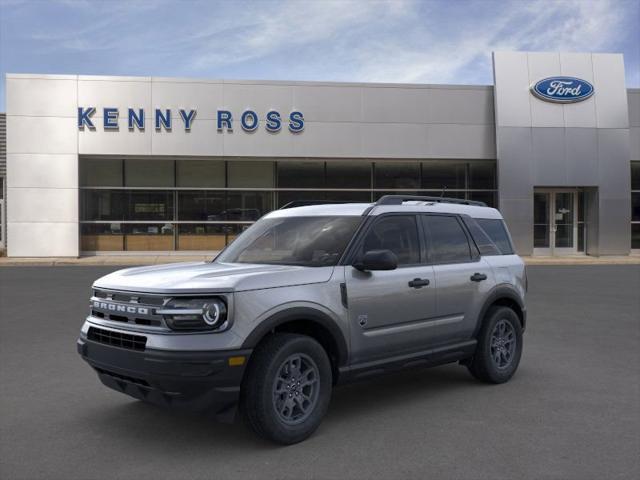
[216, 216, 362, 267]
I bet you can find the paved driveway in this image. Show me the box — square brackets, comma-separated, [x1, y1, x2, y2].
[1, 265, 639, 480]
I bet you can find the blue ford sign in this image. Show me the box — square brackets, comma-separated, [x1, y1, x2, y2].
[531, 77, 594, 103]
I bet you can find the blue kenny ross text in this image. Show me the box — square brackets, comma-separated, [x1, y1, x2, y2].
[78, 107, 305, 133]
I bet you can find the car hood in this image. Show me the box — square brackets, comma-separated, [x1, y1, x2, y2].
[93, 261, 335, 294]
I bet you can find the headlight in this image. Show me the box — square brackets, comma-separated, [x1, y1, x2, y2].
[158, 297, 228, 331]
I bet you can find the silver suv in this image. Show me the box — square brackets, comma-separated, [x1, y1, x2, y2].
[77, 195, 526, 444]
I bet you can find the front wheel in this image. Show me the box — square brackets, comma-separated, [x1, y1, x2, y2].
[467, 306, 523, 384]
[241, 333, 332, 444]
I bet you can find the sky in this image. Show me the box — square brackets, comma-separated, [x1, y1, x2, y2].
[0, 0, 639, 111]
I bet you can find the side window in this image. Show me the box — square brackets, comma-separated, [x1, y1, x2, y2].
[423, 215, 472, 264]
[361, 215, 420, 265]
[476, 219, 514, 255]
[461, 216, 501, 256]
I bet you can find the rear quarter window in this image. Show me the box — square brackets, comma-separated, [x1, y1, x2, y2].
[475, 218, 515, 255]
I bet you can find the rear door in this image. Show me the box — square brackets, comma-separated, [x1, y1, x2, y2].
[421, 214, 495, 344]
[345, 214, 437, 363]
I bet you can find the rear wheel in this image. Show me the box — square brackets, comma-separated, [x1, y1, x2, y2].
[241, 333, 332, 444]
[467, 306, 523, 384]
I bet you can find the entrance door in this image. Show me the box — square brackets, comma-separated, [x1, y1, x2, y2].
[533, 189, 579, 255]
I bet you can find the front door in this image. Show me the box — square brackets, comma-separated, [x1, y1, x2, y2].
[345, 214, 437, 364]
[533, 189, 579, 255]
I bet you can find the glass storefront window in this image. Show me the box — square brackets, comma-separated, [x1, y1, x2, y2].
[128, 191, 174, 221]
[468, 191, 496, 208]
[632, 224, 640, 249]
[375, 162, 420, 189]
[326, 161, 371, 189]
[631, 162, 640, 191]
[468, 162, 496, 190]
[226, 191, 272, 220]
[421, 162, 465, 190]
[81, 158, 123, 186]
[277, 161, 325, 188]
[81, 190, 126, 221]
[177, 223, 230, 251]
[228, 161, 274, 188]
[80, 223, 124, 251]
[79, 157, 498, 251]
[178, 191, 225, 221]
[324, 191, 372, 202]
[177, 160, 225, 188]
[277, 190, 371, 207]
[125, 159, 175, 187]
[632, 192, 640, 222]
[123, 223, 174, 251]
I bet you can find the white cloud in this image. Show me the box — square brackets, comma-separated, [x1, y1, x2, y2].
[350, 0, 631, 84]
[189, 0, 413, 69]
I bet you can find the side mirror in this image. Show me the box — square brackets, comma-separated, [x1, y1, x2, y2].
[353, 249, 398, 271]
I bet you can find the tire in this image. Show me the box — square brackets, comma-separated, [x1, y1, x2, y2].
[467, 306, 523, 384]
[241, 333, 332, 444]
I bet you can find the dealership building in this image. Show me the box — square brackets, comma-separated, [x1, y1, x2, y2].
[1, 51, 639, 257]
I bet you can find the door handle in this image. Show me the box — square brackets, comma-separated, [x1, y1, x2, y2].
[470, 273, 487, 282]
[408, 278, 430, 288]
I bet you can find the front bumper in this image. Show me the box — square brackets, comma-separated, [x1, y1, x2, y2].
[77, 336, 252, 422]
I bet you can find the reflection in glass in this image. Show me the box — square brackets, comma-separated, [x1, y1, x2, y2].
[423, 215, 471, 263]
[632, 224, 640, 249]
[123, 223, 174, 251]
[228, 161, 274, 188]
[632, 193, 640, 222]
[468, 191, 496, 208]
[554, 193, 574, 249]
[81, 190, 126, 221]
[326, 162, 370, 189]
[178, 191, 225, 221]
[375, 162, 420, 189]
[534, 193, 549, 224]
[125, 159, 175, 187]
[277, 162, 324, 188]
[177, 160, 225, 188]
[80, 158, 123, 186]
[226, 191, 272, 220]
[128, 191, 174, 221]
[177, 224, 231, 251]
[218, 216, 362, 267]
[631, 162, 640, 191]
[79, 158, 499, 251]
[468, 162, 496, 190]
[534, 225, 549, 248]
[421, 162, 465, 190]
[80, 223, 124, 251]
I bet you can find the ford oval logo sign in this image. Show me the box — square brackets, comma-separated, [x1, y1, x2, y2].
[531, 77, 594, 103]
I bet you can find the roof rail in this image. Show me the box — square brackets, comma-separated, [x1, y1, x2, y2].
[279, 200, 353, 209]
[375, 195, 487, 207]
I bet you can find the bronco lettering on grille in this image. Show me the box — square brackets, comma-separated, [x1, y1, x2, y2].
[92, 300, 149, 315]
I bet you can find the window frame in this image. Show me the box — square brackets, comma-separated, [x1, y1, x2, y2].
[420, 213, 480, 266]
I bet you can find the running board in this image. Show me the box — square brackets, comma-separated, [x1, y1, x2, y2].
[337, 339, 477, 384]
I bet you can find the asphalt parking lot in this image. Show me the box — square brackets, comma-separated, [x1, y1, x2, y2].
[1, 265, 639, 480]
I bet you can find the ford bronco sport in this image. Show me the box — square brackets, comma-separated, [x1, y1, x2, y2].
[78, 195, 526, 444]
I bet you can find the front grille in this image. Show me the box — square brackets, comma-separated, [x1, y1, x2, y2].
[90, 289, 166, 328]
[87, 326, 147, 351]
[94, 289, 165, 306]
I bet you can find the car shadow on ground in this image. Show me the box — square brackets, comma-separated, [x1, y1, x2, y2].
[77, 364, 482, 450]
